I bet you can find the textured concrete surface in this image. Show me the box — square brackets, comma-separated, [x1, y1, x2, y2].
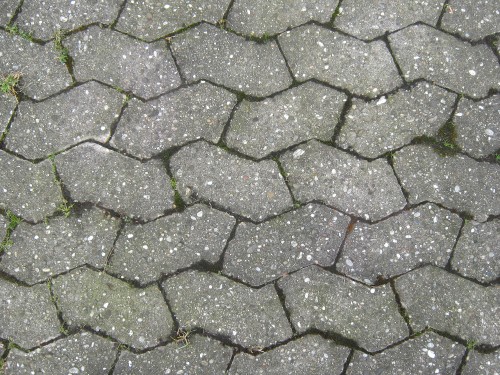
[1, 1, 499, 372]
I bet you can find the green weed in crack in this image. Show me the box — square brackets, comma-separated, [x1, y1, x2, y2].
[1, 72, 22, 100]
[5, 24, 33, 41]
[53, 29, 70, 64]
[0, 210, 22, 253]
[48, 155, 74, 217]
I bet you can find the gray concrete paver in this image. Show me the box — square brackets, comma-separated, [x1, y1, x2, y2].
[0, 32, 72, 100]
[2, 1, 499, 372]
[278, 24, 402, 97]
[16, 0, 122, 40]
[5, 332, 117, 375]
[227, 0, 339, 37]
[280, 140, 406, 221]
[395, 265, 500, 346]
[109, 204, 235, 284]
[347, 332, 465, 375]
[0, 280, 60, 349]
[0, 151, 62, 222]
[389, 24, 500, 98]
[52, 267, 174, 349]
[162, 270, 293, 348]
[114, 335, 232, 375]
[226, 81, 346, 158]
[451, 220, 500, 283]
[454, 95, 500, 158]
[0, 95, 17, 132]
[337, 204, 462, 284]
[0, 0, 19, 26]
[462, 350, 500, 375]
[441, 0, 500, 40]
[334, 0, 444, 40]
[229, 335, 350, 375]
[111, 81, 237, 158]
[338, 82, 456, 158]
[0, 207, 120, 285]
[278, 266, 409, 352]
[66, 26, 181, 99]
[0, 214, 7, 241]
[171, 23, 292, 97]
[223, 203, 350, 286]
[393, 145, 500, 222]
[116, 0, 231, 41]
[171, 141, 293, 221]
[6, 81, 124, 159]
[56, 143, 174, 220]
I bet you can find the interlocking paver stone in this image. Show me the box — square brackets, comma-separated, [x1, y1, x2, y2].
[6, 81, 124, 159]
[0, 214, 7, 240]
[0, 0, 18, 26]
[389, 24, 500, 98]
[66, 27, 180, 99]
[226, 82, 347, 158]
[229, 335, 350, 375]
[116, 0, 231, 41]
[451, 220, 500, 283]
[347, 332, 464, 375]
[111, 81, 237, 158]
[442, 0, 500, 40]
[5, 332, 117, 374]
[227, 0, 339, 36]
[56, 143, 174, 220]
[395, 265, 500, 346]
[0, 95, 16, 131]
[171, 23, 292, 97]
[0, 280, 59, 349]
[280, 140, 406, 221]
[110, 204, 235, 284]
[337, 204, 461, 284]
[0, 207, 120, 285]
[454, 95, 500, 158]
[462, 350, 500, 375]
[162, 270, 293, 347]
[338, 82, 456, 158]
[224, 204, 350, 286]
[278, 25, 402, 97]
[52, 268, 174, 349]
[17, 0, 122, 40]
[114, 335, 232, 375]
[0, 32, 72, 100]
[393, 145, 500, 222]
[334, 0, 443, 40]
[278, 266, 408, 352]
[171, 141, 293, 221]
[0, 151, 62, 222]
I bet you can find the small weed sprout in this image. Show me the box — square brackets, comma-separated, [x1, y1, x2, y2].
[54, 30, 70, 64]
[171, 327, 191, 348]
[57, 198, 74, 218]
[6, 24, 33, 41]
[1, 72, 22, 99]
[0, 210, 22, 253]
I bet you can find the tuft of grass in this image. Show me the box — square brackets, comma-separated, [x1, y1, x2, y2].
[57, 198, 74, 218]
[54, 30, 70, 64]
[467, 340, 477, 350]
[1, 72, 22, 99]
[170, 178, 185, 209]
[0, 210, 22, 253]
[6, 24, 33, 41]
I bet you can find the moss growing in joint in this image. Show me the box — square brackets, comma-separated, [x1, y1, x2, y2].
[54, 30, 70, 64]
[170, 178, 185, 209]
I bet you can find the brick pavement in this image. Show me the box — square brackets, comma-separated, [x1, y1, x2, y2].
[0, 0, 499, 374]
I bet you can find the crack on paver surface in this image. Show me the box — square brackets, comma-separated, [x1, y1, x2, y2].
[278, 265, 409, 352]
[51, 267, 174, 350]
[171, 23, 293, 97]
[162, 270, 293, 348]
[278, 24, 403, 97]
[395, 265, 500, 347]
[171, 140, 294, 221]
